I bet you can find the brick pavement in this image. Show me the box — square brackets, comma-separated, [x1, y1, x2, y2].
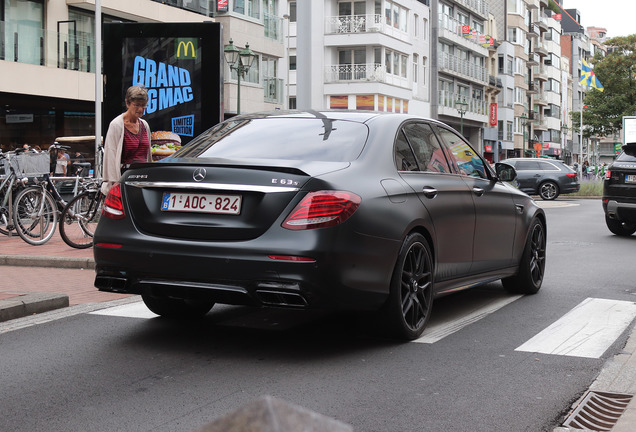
[0, 230, 132, 307]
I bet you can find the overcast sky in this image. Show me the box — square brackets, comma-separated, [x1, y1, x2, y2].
[562, 0, 633, 38]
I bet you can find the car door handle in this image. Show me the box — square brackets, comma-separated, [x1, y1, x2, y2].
[472, 187, 484, 197]
[422, 187, 438, 199]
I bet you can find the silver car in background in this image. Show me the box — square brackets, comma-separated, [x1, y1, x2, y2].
[503, 158, 580, 200]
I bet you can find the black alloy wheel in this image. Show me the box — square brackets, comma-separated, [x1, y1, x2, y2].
[384, 233, 434, 340]
[605, 216, 636, 237]
[502, 219, 546, 294]
[539, 181, 559, 200]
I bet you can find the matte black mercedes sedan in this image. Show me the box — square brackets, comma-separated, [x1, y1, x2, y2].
[94, 111, 547, 340]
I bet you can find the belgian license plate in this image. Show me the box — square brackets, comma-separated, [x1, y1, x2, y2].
[161, 192, 241, 214]
[626, 175, 636, 184]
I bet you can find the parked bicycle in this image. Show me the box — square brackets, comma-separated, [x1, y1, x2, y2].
[0, 148, 30, 236]
[59, 177, 104, 249]
[11, 144, 93, 246]
[58, 144, 105, 249]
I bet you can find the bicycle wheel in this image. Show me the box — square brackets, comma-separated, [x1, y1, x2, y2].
[13, 186, 58, 245]
[59, 190, 104, 249]
[0, 207, 14, 236]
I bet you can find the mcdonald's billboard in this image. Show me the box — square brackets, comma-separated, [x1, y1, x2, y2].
[103, 22, 223, 146]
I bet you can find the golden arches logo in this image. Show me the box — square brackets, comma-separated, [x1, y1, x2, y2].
[176, 40, 196, 58]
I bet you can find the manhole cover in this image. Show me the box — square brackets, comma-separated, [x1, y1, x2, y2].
[562, 391, 633, 431]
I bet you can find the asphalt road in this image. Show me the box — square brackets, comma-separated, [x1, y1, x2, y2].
[1, 198, 635, 432]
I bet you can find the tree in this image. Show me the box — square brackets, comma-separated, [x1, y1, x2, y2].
[573, 35, 636, 138]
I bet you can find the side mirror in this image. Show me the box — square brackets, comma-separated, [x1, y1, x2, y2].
[495, 162, 517, 182]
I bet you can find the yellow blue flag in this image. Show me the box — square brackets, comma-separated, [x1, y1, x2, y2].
[580, 59, 604, 91]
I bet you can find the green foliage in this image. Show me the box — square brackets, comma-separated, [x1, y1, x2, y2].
[569, 179, 604, 197]
[572, 35, 636, 138]
[547, 0, 561, 15]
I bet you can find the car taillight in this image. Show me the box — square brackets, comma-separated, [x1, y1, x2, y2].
[102, 183, 125, 220]
[566, 173, 577, 179]
[282, 190, 361, 230]
[606, 169, 611, 179]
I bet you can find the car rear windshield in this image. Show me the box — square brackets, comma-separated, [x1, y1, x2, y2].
[178, 117, 369, 162]
[617, 152, 636, 162]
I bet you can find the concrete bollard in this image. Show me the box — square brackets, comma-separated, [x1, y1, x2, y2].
[196, 395, 353, 432]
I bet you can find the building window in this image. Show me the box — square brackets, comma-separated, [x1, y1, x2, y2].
[422, 56, 427, 85]
[384, 1, 407, 32]
[289, 55, 296, 71]
[289, 97, 296, 109]
[413, 54, 418, 83]
[3, 0, 44, 65]
[289, 2, 297, 22]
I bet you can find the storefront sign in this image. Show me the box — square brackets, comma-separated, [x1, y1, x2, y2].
[6, 114, 34, 124]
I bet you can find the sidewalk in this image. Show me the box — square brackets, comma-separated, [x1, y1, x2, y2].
[0, 230, 132, 321]
[1, 225, 636, 431]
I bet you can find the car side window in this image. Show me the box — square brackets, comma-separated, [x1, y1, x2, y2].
[541, 162, 560, 171]
[402, 122, 451, 173]
[434, 126, 488, 179]
[516, 160, 541, 170]
[395, 130, 419, 172]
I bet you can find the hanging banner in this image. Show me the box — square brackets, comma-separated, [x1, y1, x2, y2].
[489, 103, 497, 126]
[103, 22, 224, 146]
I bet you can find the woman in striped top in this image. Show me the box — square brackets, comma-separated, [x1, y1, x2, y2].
[102, 85, 152, 194]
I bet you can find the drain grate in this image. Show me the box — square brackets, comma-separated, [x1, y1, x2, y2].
[562, 391, 633, 431]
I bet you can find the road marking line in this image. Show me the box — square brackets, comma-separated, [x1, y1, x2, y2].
[413, 294, 523, 344]
[90, 302, 157, 319]
[515, 298, 636, 358]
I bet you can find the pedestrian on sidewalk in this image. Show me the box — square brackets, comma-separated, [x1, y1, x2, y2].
[101, 85, 152, 194]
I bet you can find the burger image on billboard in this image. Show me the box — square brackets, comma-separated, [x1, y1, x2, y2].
[151, 131, 182, 161]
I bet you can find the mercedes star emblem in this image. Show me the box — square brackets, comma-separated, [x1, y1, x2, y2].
[193, 168, 207, 182]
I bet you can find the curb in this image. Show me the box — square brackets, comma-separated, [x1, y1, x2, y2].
[0, 255, 95, 269]
[0, 292, 70, 322]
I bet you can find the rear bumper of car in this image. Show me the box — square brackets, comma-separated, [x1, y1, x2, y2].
[93, 228, 399, 312]
[562, 182, 580, 194]
[604, 199, 636, 223]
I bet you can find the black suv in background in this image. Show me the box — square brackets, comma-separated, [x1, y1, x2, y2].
[603, 150, 636, 236]
[503, 158, 580, 200]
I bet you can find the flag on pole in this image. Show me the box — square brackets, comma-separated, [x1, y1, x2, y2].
[579, 59, 604, 91]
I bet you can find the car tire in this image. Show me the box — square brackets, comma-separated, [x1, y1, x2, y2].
[605, 216, 636, 236]
[502, 219, 546, 295]
[539, 181, 559, 200]
[141, 294, 214, 319]
[382, 233, 434, 340]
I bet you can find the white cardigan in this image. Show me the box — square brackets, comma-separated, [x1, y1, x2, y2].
[101, 113, 151, 194]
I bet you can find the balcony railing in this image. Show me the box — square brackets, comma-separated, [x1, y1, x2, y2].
[439, 90, 488, 116]
[325, 63, 385, 83]
[1, 20, 96, 73]
[150, 0, 212, 16]
[325, 14, 383, 34]
[438, 51, 488, 83]
[263, 12, 284, 42]
[438, 13, 490, 50]
[264, 76, 283, 104]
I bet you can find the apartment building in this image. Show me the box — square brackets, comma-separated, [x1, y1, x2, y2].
[0, 0, 286, 153]
[286, 0, 432, 117]
[432, 0, 493, 157]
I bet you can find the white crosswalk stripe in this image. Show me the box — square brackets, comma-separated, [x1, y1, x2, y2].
[515, 298, 636, 358]
[88, 297, 636, 359]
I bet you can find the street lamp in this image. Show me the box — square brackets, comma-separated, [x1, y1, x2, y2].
[455, 97, 468, 136]
[224, 39, 257, 115]
[520, 113, 528, 158]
